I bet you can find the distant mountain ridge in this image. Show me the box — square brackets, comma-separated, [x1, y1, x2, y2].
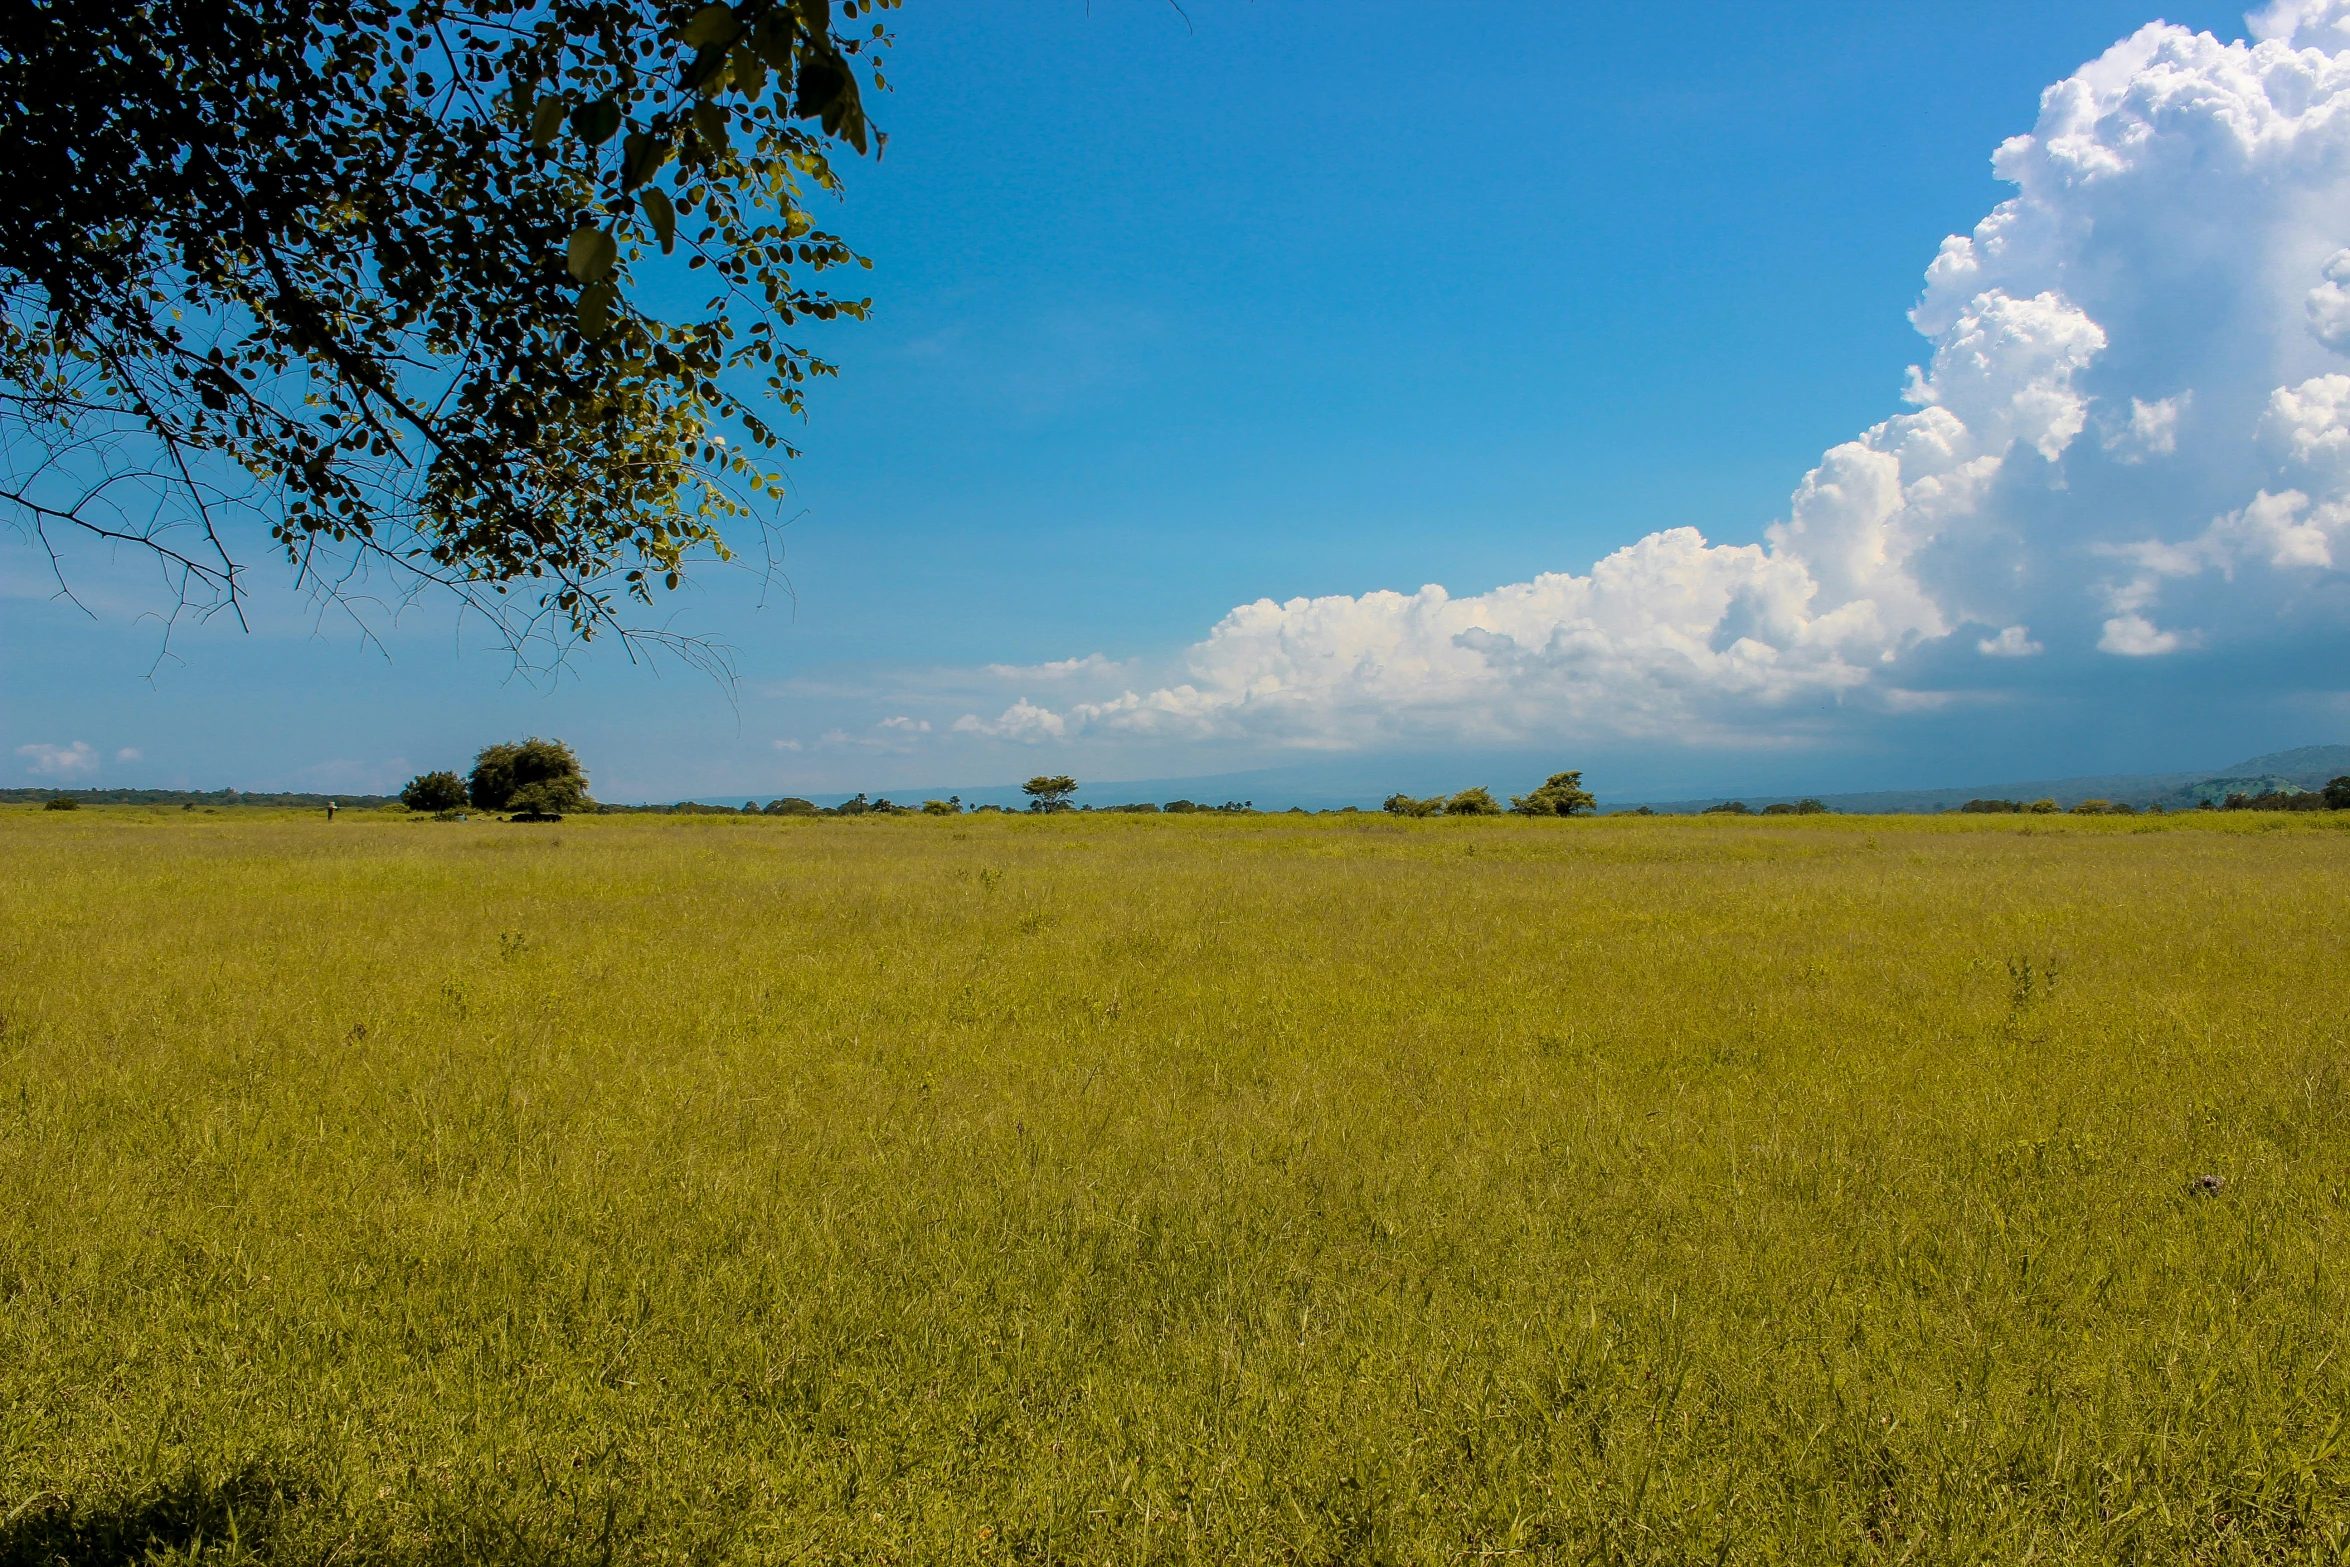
[1627, 744, 2350, 816]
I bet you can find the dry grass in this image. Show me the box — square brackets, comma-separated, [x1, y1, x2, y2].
[3, 806, 2348, 1564]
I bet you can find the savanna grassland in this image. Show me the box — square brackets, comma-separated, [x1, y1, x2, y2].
[4, 807, 2350, 1565]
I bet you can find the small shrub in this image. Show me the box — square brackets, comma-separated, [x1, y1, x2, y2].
[763, 797, 820, 816]
[2027, 799, 2060, 814]
[1444, 787, 1502, 816]
[43, 796, 78, 811]
[1702, 801, 1751, 816]
[1382, 794, 1444, 818]
[400, 771, 468, 813]
[2071, 799, 2112, 815]
[922, 799, 961, 816]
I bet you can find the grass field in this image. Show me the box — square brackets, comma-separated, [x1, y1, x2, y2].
[4, 807, 2349, 1565]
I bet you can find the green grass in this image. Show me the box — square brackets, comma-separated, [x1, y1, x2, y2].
[4, 807, 2349, 1564]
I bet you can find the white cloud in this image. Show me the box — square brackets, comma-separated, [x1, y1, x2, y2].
[2305, 249, 2350, 347]
[877, 716, 932, 734]
[771, 738, 802, 751]
[17, 741, 97, 777]
[114, 747, 142, 763]
[979, 653, 1127, 681]
[2101, 394, 2186, 460]
[1978, 625, 2044, 656]
[953, 699, 1070, 742]
[2100, 614, 2186, 656]
[936, 7, 2350, 752]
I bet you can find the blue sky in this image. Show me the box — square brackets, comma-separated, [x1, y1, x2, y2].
[18, 0, 2350, 807]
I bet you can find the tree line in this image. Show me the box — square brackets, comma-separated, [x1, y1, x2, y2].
[1956, 778, 2350, 814]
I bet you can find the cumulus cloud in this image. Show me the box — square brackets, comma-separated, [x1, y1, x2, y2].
[2101, 394, 2186, 460]
[17, 741, 98, 776]
[114, 747, 142, 762]
[953, 699, 1069, 742]
[877, 716, 933, 734]
[950, 5, 2350, 750]
[1978, 625, 2044, 657]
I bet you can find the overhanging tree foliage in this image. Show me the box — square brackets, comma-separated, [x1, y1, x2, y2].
[1, 0, 893, 661]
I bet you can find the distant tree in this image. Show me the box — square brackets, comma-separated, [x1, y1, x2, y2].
[921, 798, 959, 816]
[468, 737, 590, 817]
[1162, 799, 1202, 814]
[1702, 801, 1751, 816]
[1509, 770, 1596, 817]
[1023, 775, 1078, 813]
[2071, 798, 2113, 814]
[1793, 799, 1828, 814]
[1760, 802, 1798, 815]
[1444, 787, 1502, 816]
[2328, 776, 2350, 809]
[762, 796, 818, 816]
[829, 792, 869, 816]
[1382, 793, 1443, 818]
[1961, 799, 2025, 814]
[2026, 799, 2060, 814]
[400, 770, 469, 812]
[43, 795, 78, 811]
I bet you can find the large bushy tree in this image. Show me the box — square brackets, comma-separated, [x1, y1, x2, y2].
[2, 0, 892, 659]
[469, 737, 591, 815]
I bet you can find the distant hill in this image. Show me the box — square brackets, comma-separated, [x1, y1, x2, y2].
[2225, 745, 2350, 785]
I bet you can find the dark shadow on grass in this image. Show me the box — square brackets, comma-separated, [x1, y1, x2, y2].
[1, 1466, 299, 1567]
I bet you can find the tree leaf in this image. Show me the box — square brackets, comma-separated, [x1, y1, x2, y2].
[530, 97, 566, 148]
[620, 132, 675, 191]
[681, 3, 739, 48]
[571, 97, 622, 147]
[578, 281, 616, 339]
[566, 227, 618, 284]
[642, 189, 676, 254]
[751, 13, 797, 70]
[731, 44, 768, 102]
[692, 101, 730, 156]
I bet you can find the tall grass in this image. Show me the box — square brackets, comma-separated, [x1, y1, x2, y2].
[3, 807, 2348, 1564]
